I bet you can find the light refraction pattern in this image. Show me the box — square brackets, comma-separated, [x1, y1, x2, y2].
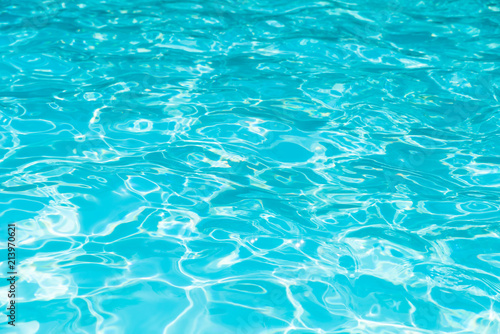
[1, 1, 500, 333]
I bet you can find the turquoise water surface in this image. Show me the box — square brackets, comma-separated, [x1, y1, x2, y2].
[1, 0, 500, 333]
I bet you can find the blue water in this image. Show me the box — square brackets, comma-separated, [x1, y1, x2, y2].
[1, 0, 500, 333]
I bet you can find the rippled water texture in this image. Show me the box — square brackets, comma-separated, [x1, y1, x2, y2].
[1, 0, 500, 333]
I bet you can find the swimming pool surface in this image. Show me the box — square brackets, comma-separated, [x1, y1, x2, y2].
[1, 0, 500, 333]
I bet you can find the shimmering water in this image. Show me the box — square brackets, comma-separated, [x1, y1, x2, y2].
[1, 0, 500, 333]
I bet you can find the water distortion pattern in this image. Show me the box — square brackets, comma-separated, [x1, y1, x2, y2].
[0, 1, 500, 333]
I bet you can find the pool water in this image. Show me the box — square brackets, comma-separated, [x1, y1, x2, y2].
[1, 0, 500, 333]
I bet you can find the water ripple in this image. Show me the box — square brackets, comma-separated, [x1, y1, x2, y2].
[1, 0, 500, 333]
